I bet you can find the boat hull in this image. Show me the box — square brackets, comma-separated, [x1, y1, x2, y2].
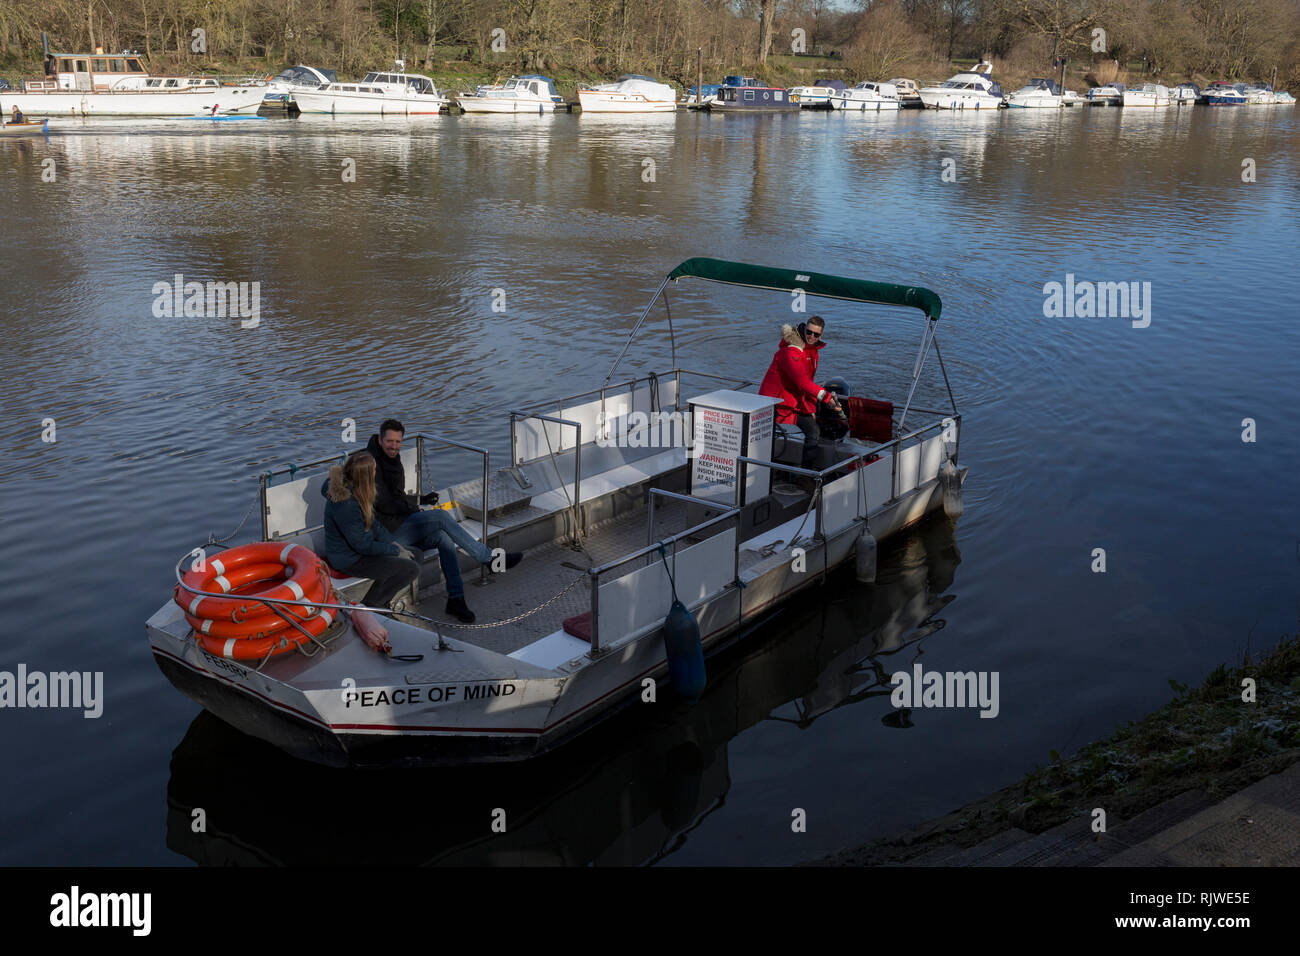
[706, 101, 799, 113]
[3, 86, 264, 116]
[918, 92, 1001, 110]
[576, 90, 675, 113]
[457, 97, 563, 113]
[828, 96, 901, 112]
[1005, 93, 1062, 108]
[292, 91, 447, 114]
[147, 468, 963, 768]
[0, 120, 48, 136]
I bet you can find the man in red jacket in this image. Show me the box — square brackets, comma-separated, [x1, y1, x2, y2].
[758, 316, 841, 469]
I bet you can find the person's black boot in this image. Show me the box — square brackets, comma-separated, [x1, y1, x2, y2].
[488, 551, 524, 573]
[445, 597, 476, 624]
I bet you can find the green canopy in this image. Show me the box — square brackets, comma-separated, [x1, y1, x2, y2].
[666, 257, 942, 321]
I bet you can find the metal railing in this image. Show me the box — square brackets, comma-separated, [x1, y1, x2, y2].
[736, 412, 961, 539]
[585, 503, 741, 654]
[258, 452, 348, 540]
[410, 432, 491, 584]
[508, 411, 582, 537]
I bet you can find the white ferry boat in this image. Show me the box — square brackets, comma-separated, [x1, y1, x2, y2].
[577, 75, 676, 112]
[146, 258, 968, 768]
[457, 75, 566, 113]
[292, 63, 448, 114]
[4, 50, 264, 116]
[918, 63, 1003, 110]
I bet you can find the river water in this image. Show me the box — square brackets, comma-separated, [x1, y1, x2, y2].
[1, 106, 1297, 865]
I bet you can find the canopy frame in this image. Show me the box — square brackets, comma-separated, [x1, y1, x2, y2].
[603, 257, 956, 425]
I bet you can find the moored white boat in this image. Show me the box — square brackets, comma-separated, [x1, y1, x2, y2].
[577, 74, 675, 112]
[4, 50, 263, 116]
[1122, 82, 1171, 107]
[1276, 90, 1296, 105]
[1237, 83, 1277, 105]
[1086, 82, 1125, 106]
[827, 81, 901, 111]
[146, 258, 967, 768]
[293, 64, 447, 114]
[1171, 82, 1199, 105]
[918, 62, 1003, 110]
[1005, 77, 1063, 108]
[260, 64, 336, 110]
[457, 75, 565, 113]
[787, 81, 845, 109]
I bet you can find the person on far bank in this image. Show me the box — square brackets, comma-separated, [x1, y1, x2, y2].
[758, 315, 841, 470]
[322, 452, 421, 612]
[367, 419, 522, 624]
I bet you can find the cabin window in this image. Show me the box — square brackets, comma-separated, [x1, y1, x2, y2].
[165, 79, 178, 87]
[110, 59, 126, 72]
[92, 59, 108, 72]
[530, 82, 540, 95]
[76, 59, 89, 72]
[774, 91, 782, 100]
[744, 90, 755, 100]
[127, 59, 145, 72]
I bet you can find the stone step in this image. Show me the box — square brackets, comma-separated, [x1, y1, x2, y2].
[1102, 764, 1300, 866]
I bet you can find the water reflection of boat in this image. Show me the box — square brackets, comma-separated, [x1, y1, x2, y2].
[164, 515, 963, 866]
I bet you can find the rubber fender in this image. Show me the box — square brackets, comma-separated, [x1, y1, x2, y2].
[663, 599, 706, 701]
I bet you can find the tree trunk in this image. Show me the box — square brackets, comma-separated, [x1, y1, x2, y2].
[758, 0, 776, 63]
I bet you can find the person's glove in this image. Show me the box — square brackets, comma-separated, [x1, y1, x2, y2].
[395, 543, 423, 563]
[419, 491, 440, 506]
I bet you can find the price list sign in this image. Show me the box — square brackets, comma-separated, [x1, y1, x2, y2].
[691, 405, 744, 504]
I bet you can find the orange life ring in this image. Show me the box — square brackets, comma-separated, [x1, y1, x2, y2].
[195, 604, 340, 660]
[175, 542, 341, 659]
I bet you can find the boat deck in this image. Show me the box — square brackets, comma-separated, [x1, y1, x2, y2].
[406, 497, 698, 656]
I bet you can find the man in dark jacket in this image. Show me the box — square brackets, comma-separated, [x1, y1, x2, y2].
[367, 419, 521, 623]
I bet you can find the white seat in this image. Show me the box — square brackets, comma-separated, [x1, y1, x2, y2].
[528, 447, 687, 512]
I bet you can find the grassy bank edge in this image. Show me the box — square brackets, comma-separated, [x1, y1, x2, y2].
[810, 629, 1300, 866]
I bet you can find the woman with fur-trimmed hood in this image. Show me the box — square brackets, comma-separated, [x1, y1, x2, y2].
[758, 316, 841, 467]
[320, 452, 420, 610]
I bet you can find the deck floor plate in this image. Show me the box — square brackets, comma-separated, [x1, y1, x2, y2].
[410, 499, 692, 655]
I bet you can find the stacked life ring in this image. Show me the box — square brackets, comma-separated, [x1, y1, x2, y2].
[174, 543, 341, 660]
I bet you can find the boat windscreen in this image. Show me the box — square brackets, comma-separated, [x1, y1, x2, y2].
[666, 257, 942, 320]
